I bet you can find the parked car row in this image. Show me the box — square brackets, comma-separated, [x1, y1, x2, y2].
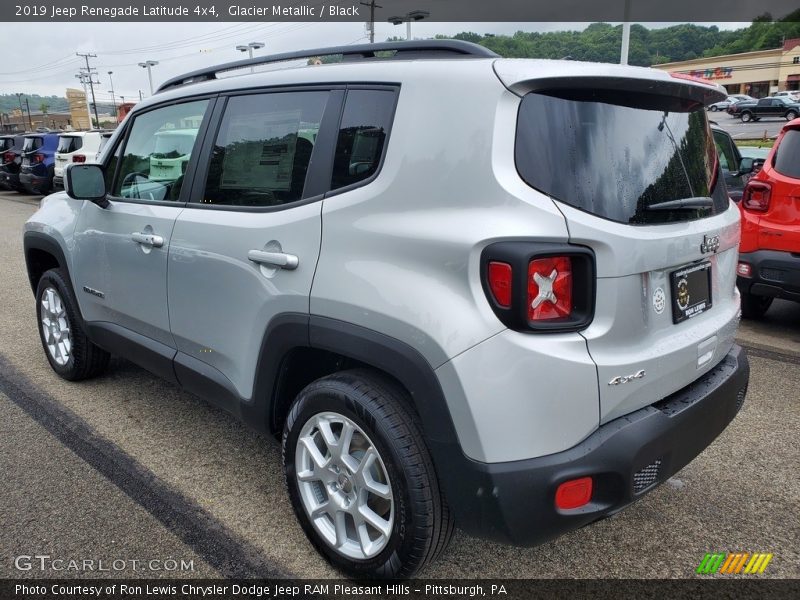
[0, 130, 113, 194]
[720, 94, 800, 122]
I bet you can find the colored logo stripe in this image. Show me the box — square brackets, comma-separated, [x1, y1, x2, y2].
[697, 553, 773, 574]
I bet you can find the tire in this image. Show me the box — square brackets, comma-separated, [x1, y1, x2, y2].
[740, 291, 773, 319]
[36, 268, 110, 380]
[709, 105, 718, 112]
[283, 369, 454, 578]
[741, 112, 752, 123]
[786, 110, 798, 121]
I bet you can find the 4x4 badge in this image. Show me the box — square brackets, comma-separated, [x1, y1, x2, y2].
[700, 234, 720, 254]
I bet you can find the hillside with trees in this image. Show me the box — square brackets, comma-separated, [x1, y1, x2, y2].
[439, 11, 800, 66]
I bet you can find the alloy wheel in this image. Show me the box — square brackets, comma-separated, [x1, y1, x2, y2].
[40, 287, 71, 366]
[295, 411, 394, 560]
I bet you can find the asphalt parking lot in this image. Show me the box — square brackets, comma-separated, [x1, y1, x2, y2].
[0, 190, 798, 580]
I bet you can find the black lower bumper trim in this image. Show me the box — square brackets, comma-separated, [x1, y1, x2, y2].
[738, 249, 800, 301]
[440, 345, 749, 546]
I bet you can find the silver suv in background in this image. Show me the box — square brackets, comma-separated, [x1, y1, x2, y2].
[23, 41, 749, 578]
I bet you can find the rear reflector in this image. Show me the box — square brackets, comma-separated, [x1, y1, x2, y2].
[737, 263, 753, 278]
[487, 261, 512, 308]
[555, 477, 593, 510]
[72, 154, 86, 163]
[528, 256, 572, 321]
[742, 181, 771, 212]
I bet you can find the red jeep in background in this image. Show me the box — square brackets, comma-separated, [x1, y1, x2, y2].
[737, 118, 800, 318]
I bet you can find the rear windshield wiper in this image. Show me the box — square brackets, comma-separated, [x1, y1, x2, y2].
[645, 197, 713, 211]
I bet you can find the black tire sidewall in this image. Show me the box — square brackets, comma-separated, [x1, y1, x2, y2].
[283, 383, 419, 577]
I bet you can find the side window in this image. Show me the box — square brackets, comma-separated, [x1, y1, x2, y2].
[330, 89, 395, 191]
[712, 130, 737, 171]
[112, 100, 208, 202]
[201, 91, 328, 207]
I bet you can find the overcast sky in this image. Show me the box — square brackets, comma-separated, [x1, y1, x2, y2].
[0, 22, 745, 101]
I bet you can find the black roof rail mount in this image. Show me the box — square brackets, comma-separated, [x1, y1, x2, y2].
[157, 40, 498, 93]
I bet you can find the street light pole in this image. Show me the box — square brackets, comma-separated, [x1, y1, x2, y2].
[388, 10, 429, 41]
[138, 60, 159, 95]
[620, 0, 631, 65]
[108, 71, 118, 124]
[236, 42, 265, 73]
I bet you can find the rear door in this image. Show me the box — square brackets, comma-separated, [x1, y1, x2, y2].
[512, 78, 741, 422]
[55, 135, 82, 177]
[167, 88, 341, 404]
[757, 126, 800, 253]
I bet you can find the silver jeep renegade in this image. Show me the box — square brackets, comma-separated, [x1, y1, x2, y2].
[23, 41, 750, 578]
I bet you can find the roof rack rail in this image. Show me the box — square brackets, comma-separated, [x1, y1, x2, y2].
[156, 40, 498, 93]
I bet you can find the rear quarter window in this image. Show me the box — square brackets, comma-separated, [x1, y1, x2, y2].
[773, 130, 800, 179]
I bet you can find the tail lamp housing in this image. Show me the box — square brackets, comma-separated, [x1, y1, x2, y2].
[742, 181, 771, 212]
[481, 242, 595, 332]
[2, 151, 14, 164]
[33, 153, 45, 164]
[72, 154, 86, 163]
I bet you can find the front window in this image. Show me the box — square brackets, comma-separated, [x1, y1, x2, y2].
[515, 90, 728, 225]
[112, 100, 208, 202]
[57, 136, 82, 153]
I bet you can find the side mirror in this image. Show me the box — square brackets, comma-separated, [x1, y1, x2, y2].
[734, 157, 754, 176]
[65, 163, 108, 207]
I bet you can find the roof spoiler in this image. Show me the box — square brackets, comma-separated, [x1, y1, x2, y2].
[494, 59, 728, 106]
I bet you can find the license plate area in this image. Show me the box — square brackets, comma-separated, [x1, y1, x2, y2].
[670, 261, 712, 324]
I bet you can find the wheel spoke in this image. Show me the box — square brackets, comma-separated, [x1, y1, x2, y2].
[310, 502, 330, 520]
[358, 505, 391, 538]
[363, 475, 392, 500]
[300, 436, 329, 470]
[334, 510, 348, 548]
[356, 447, 378, 476]
[356, 522, 374, 556]
[316, 416, 338, 454]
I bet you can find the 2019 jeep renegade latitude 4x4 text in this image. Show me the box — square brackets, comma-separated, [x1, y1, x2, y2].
[23, 41, 750, 578]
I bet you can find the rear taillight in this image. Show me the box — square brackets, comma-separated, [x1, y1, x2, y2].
[72, 154, 86, 163]
[742, 181, 771, 212]
[487, 262, 512, 308]
[737, 263, 753, 278]
[2, 151, 13, 164]
[33, 153, 44, 164]
[481, 242, 595, 332]
[528, 257, 572, 321]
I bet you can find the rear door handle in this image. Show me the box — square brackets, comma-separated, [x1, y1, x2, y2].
[247, 249, 299, 270]
[131, 232, 164, 248]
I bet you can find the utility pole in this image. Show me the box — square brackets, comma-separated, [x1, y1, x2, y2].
[360, 1, 382, 43]
[77, 52, 101, 128]
[15, 93, 25, 130]
[25, 98, 33, 129]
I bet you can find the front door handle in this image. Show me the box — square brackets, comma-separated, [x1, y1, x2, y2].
[247, 249, 299, 270]
[131, 232, 164, 248]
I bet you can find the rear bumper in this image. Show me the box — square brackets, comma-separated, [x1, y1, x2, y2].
[738, 249, 800, 302]
[53, 175, 64, 189]
[442, 345, 749, 545]
[19, 171, 50, 192]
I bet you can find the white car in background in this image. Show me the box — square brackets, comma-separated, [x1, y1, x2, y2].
[53, 131, 108, 189]
[708, 94, 754, 111]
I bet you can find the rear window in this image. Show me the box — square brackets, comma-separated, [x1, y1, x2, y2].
[97, 133, 112, 154]
[515, 90, 728, 225]
[22, 137, 43, 152]
[774, 129, 800, 179]
[57, 136, 83, 153]
[0, 138, 13, 151]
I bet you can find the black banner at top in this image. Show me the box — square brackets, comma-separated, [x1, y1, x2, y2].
[2, 0, 799, 23]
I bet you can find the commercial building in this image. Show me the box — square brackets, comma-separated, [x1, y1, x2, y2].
[653, 38, 800, 98]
